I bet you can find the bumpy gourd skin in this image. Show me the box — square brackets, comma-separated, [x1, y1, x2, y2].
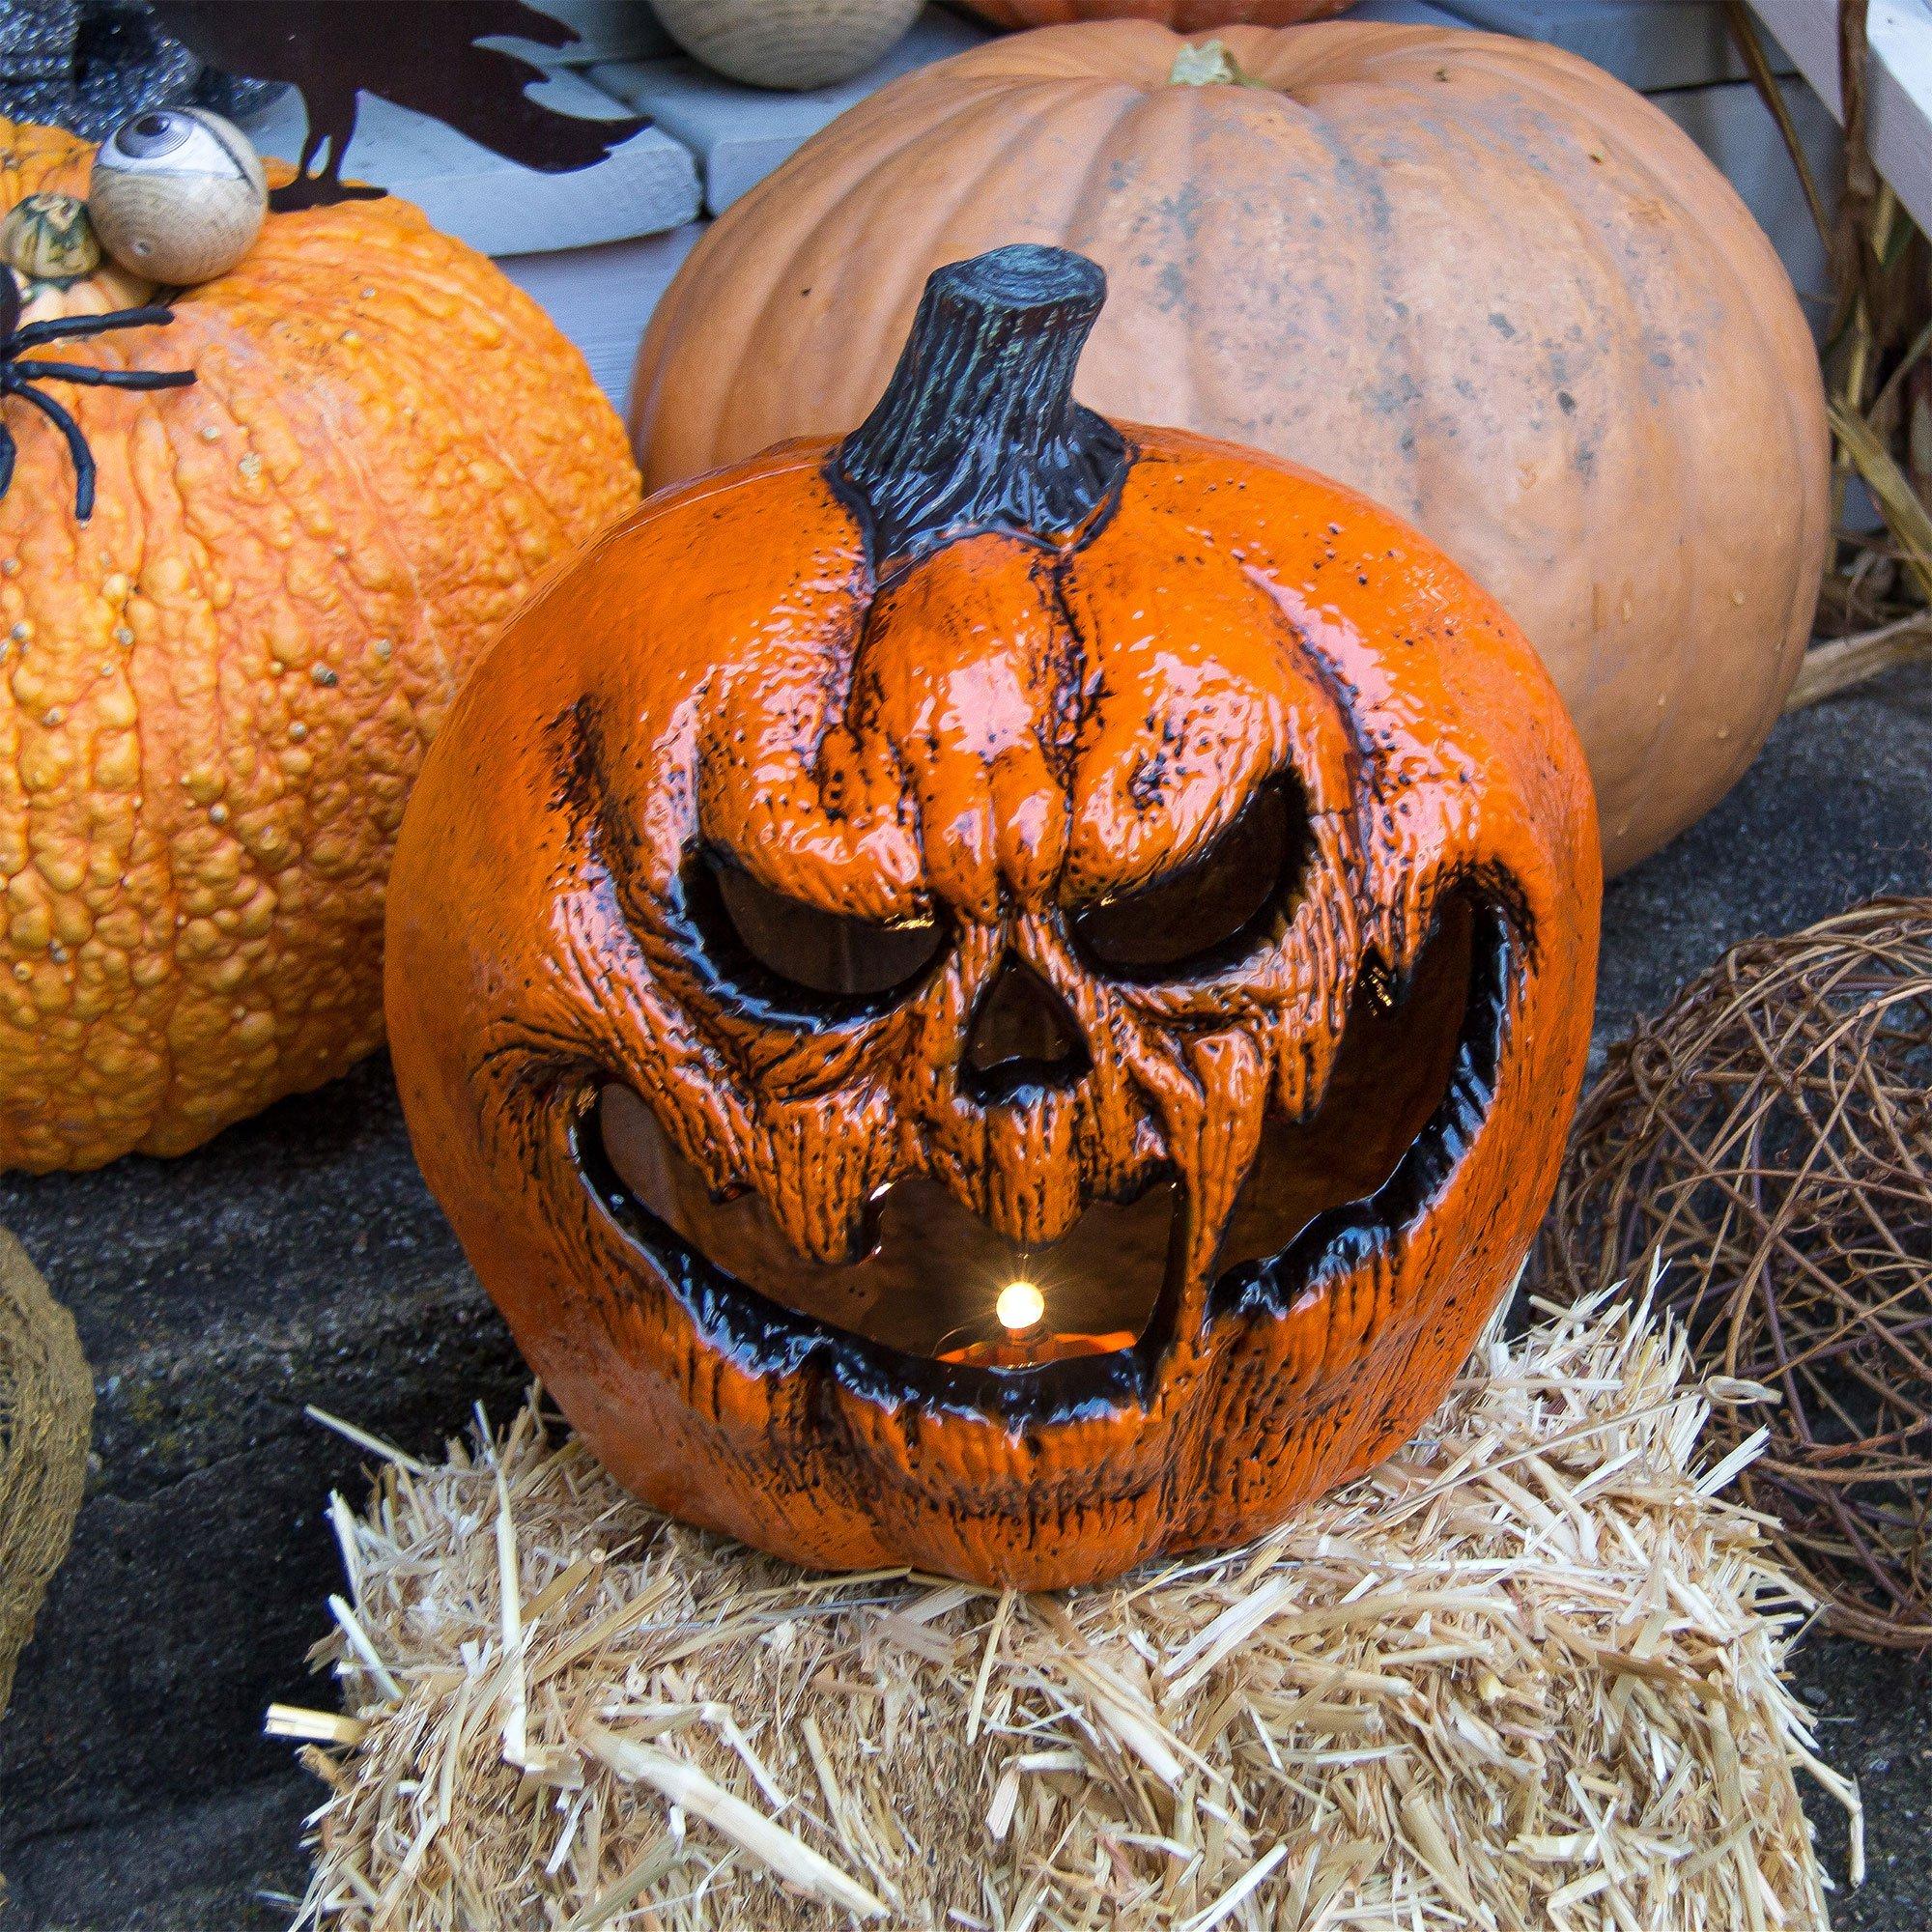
[387, 421, 1601, 1588]
[0, 117, 639, 1171]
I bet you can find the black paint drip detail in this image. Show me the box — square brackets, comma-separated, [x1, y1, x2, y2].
[832, 244, 1129, 575]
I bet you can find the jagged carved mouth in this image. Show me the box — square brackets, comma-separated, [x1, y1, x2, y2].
[573, 885, 1516, 1420]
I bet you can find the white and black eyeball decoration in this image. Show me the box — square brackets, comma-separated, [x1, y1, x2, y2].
[88, 106, 268, 286]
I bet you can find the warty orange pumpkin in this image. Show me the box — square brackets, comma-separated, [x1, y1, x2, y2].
[632, 19, 1830, 876]
[390, 246, 1600, 1587]
[0, 113, 639, 1173]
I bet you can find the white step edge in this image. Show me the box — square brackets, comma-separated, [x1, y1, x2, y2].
[497, 223, 705, 410]
[593, 8, 988, 215]
[1747, 0, 1932, 236]
[242, 68, 699, 256]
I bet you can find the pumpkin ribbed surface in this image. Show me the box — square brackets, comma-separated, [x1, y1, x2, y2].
[963, 2, 1352, 24]
[0, 117, 639, 1171]
[632, 21, 1829, 874]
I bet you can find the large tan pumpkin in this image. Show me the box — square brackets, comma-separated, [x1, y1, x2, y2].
[0, 115, 639, 1172]
[632, 22, 1830, 874]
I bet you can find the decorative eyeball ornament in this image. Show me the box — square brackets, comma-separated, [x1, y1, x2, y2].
[88, 106, 267, 284]
[387, 245, 1601, 1588]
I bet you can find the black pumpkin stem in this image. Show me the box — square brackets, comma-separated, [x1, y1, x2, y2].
[834, 244, 1129, 573]
[0, 274, 196, 523]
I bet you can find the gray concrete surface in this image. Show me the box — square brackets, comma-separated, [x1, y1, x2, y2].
[0, 665, 1926, 1930]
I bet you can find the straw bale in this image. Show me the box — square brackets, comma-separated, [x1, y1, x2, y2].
[284, 1288, 1858, 1931]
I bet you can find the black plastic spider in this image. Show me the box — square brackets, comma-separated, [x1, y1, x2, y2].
[0, 268, 196, 522]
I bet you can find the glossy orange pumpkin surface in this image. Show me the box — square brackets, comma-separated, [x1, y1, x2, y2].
[389, 249, 1599, 1587]
[0, 116, 639, 1171]
[634, 20, 1829, 877]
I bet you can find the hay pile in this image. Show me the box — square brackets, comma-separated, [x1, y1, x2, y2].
[281, 1290, 1859, 1931]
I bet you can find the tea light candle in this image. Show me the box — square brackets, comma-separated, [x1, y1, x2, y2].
[935, 1278, 1135, 1370]
[997, 1278, 1044, 1337]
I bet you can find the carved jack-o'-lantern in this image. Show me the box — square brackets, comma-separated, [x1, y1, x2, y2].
[386, 247, 1600, 1587]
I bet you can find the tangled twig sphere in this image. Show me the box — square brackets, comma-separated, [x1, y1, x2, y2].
[1537, 899, 1932, 1647]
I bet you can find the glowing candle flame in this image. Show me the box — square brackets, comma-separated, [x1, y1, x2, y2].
[997, 1278, 1044, 1335]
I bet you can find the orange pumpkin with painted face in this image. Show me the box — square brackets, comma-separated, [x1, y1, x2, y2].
[387, 247, 1599, 1587]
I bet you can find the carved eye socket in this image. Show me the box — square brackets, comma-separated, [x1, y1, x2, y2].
[687, 851, 947, 1015]
[1069, 781, 1310, 980]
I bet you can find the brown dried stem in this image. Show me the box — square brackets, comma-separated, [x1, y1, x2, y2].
[1722, 0, 1833, 250]
[1787, 609, 1932, 708]
[1733, 0, 1932, 694]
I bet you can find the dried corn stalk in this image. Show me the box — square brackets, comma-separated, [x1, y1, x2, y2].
[1728, 0, 1932, 701]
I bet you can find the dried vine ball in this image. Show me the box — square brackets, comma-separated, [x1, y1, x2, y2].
[387, 247, 1601, 1587]
[1539, 899, 1932, 1647]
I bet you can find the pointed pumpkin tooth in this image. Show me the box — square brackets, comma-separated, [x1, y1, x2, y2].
[1307, 1212, 1400, 1382]
[1165, 1026, 1270, 1289]
[1264, 946, 1345, 1122]
[1073, 1034, 1155, 1206]
[982, 1095, 1082, 1245]
[757, 1097, 890, 1264]
[1268, 846, 1356, 1121]
[1267, 1021, 1324, 1122]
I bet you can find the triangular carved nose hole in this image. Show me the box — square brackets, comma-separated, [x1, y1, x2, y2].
[964, 956, 1091, 1104]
